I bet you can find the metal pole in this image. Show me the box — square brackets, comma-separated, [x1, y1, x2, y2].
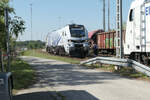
[116, 0, 119, 58]
[116, 0, 122, 58]
[108, 0, 110, 31]
[119, 0, 123, 58]
[103, 0, 105, 31]
[4, 8, 10, 72]
[30, 4, 33, 41]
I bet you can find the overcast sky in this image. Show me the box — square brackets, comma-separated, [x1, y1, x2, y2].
[11, 0, 133, 41]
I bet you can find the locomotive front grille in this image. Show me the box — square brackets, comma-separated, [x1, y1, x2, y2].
[74, 44, 83, 48]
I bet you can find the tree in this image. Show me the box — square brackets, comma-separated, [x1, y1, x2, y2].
[0, 0, 25, 71]
[0, 0, 25, 49]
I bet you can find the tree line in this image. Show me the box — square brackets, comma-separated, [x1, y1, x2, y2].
[16, 40, 45, 50]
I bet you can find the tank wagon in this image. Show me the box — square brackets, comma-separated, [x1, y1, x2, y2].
[46, 24, 89, 57]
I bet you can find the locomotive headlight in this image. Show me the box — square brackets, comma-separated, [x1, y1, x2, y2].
[69, 44, 74, 47]
[85, 40, 88, 42]
[83, 42, 89, 47]
[68, 42, 74, 47]
[68, 40, 74, 47]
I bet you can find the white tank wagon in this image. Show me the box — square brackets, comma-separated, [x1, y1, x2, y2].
[46, 24, 89, 57]
[124, 0, 150, 64]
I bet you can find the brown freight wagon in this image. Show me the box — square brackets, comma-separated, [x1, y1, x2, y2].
[97, 31, 125, 54]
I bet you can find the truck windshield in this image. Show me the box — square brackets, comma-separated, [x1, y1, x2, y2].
[70, 29, 85, 38]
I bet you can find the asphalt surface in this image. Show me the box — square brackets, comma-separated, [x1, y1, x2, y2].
[13, 56, 150, 100]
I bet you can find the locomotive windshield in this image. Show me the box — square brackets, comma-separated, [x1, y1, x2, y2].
[70, 26, 85, 38]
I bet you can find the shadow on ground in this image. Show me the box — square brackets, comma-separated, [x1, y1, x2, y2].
[21, 57, 121, 88]
[13, 90, 100, 100]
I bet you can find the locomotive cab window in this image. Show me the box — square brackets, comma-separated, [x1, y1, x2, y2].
[129, 9, 134, 21]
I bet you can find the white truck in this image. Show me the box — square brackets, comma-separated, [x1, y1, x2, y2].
[46, 24, 89, 57]
[124, 0, 150, 64]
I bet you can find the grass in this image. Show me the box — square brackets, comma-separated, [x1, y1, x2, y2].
[23, 50, 81, 64]
[11, 58, 36, 92]
[114, 67, 150, 79]
[85, 63, 150, 80]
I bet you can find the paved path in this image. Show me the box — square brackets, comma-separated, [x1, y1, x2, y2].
[13, 56, 150, 100]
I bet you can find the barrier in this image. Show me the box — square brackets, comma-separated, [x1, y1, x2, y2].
[80, 57, 150, 77]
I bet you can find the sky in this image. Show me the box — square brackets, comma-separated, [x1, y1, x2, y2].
[10, 0, 133, 41]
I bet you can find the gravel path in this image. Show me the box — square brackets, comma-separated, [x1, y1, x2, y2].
[13, 56, 150, 100]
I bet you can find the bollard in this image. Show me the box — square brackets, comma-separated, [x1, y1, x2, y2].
[0, 72, 13, 100]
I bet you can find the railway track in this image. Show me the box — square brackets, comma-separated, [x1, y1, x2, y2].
[37, 49, 150, 67]
[37, 50, 89, 61]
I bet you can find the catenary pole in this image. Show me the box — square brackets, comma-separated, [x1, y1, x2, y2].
[116, 0, 123, 58]
[108, 0, 110, 31]
[119, 0, 123, 58]
[30, 4, 33, 41]
[103, 0, 105, 31]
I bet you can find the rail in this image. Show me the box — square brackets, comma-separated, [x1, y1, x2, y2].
[80, 57, 150, 77]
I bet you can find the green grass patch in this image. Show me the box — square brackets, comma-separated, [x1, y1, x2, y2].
[23, 50, 81, 64]
[85, 64, 150, 80]
[114, 67, 150, 79]
[11, 59, 36, 91]
[84, 64, 115, 71]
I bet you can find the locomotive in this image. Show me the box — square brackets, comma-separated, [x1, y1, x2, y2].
[89, 0, 150, 64]
[46, 24, 89, 57]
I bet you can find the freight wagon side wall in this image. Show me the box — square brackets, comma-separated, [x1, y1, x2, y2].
[97, 31, 116, 49]
[97, 34, 105, 49]
[97, 31, 125, 53]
